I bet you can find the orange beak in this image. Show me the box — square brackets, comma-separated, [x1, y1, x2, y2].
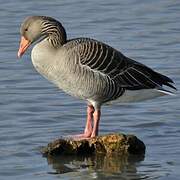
[18, 36, 31, 58]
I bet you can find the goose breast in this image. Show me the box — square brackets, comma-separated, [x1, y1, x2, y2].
[31, 38, 112, 103]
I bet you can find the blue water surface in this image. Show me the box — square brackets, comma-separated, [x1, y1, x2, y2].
[0, 0, 180, 179]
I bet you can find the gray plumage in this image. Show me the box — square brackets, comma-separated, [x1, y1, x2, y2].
[20, 16, 176, 111]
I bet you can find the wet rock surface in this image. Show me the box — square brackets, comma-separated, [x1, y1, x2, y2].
[41, 133, 145, 156]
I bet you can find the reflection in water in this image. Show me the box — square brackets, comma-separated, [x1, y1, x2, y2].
[45, 153, 145, 179]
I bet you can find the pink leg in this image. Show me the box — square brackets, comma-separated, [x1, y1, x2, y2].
[72, 105, 94, 139]
[91, 110, 101, 138]
[84, 105, 94, 136]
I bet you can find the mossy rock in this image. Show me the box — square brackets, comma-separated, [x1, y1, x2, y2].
[41, 133, 145, 156]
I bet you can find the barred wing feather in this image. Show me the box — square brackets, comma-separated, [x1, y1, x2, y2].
[75, 38, 176, 92]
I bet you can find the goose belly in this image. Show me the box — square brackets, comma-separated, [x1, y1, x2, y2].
[31, 61, 85, 99]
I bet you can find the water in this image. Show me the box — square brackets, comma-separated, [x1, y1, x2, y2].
[0, 0, 180, 179]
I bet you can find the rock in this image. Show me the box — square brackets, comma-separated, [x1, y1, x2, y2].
[41, 133, 145, 156]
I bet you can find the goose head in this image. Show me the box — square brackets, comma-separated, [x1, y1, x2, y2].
[18, 16, 67, 58]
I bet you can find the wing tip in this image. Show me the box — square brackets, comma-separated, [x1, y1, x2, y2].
[163, 81, 177, 91]
[159, 74, 177, 90]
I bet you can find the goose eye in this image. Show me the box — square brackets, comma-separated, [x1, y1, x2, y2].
[25, 28, 28, 32]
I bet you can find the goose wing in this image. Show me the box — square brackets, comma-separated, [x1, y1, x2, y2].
[73, 38, 176, 91]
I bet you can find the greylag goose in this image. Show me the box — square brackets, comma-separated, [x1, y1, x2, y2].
[18, 16, 176, 138]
